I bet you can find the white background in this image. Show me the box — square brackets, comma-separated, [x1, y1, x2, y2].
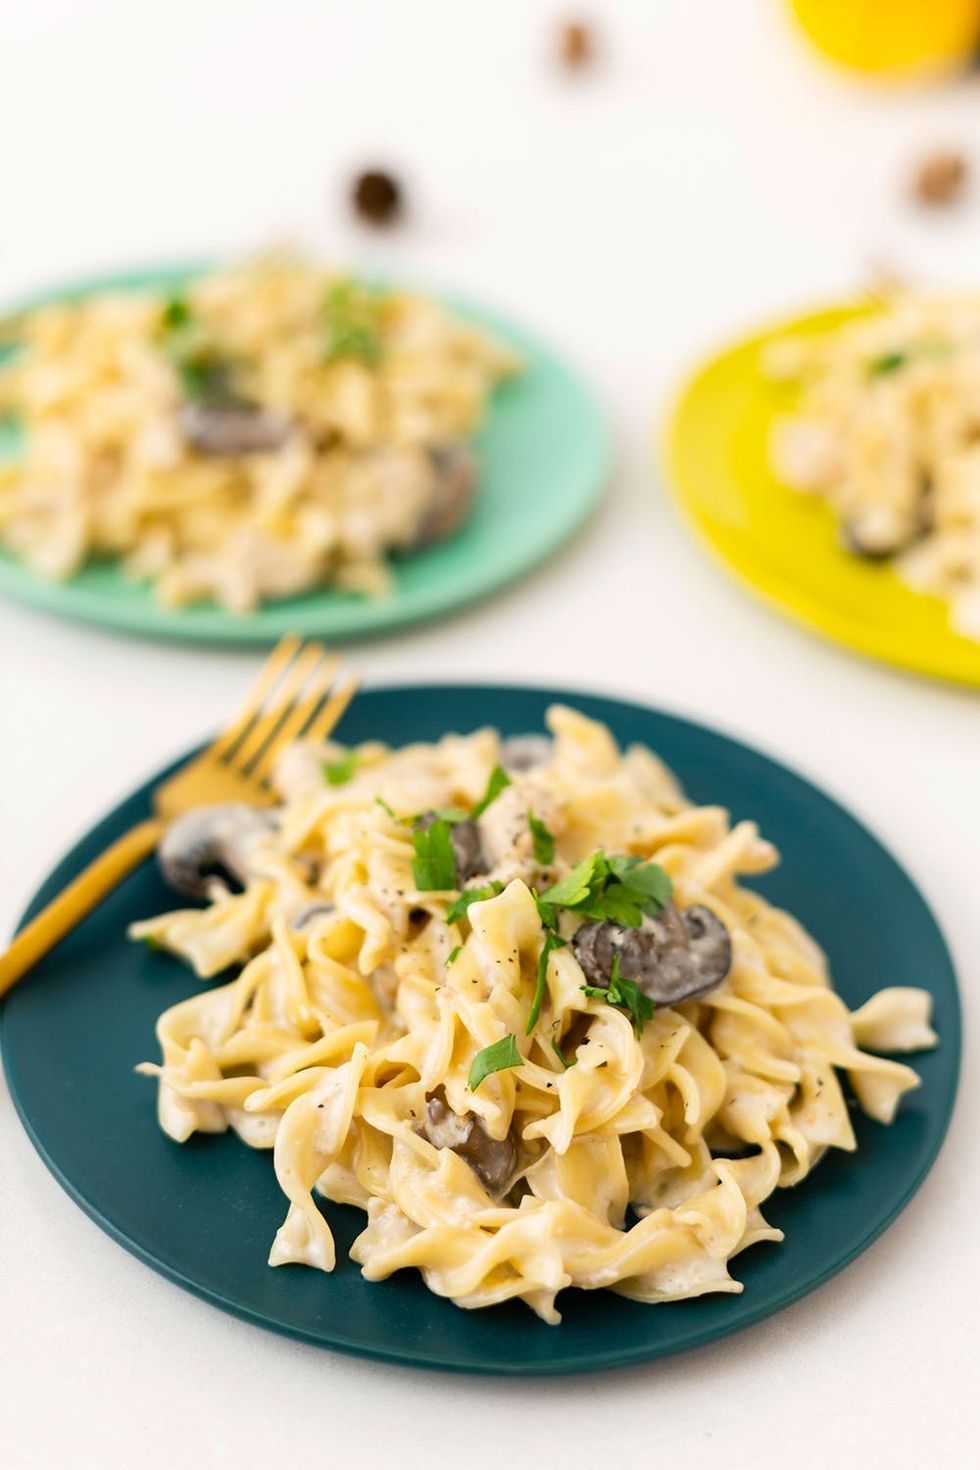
[0, 2, 977, 1466]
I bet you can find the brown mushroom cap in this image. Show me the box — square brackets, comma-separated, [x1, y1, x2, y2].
[420, 1088, 517, 1195]
[572, 901, 732, 1005]
[412, 443, 478, 548]
[159, 804, 277, 898]
[179, 401, 292, 457]
[499, 734, 553, 772]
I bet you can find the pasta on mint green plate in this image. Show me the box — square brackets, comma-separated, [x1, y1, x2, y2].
[0, 262, 607, 643]
[130, 703, 936, 1321]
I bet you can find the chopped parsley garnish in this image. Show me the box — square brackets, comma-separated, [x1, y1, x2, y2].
[869, 350, 908, 378]
[374, 795, 396, 818]
[528, 810, 555, 866]
[158, 297, 238, 404]
[323, 280, 383, 367]
[161, 296, 192, 330]
[323, 750, 358, 786]
[526, 928, 566, 1033]
[471, 764, 512, 819]
[405, 767, 510, 834]
[446, 945, 462, 967]
[445, 881, 504, 924]
[175, 350, 239, 405]
[581, 954, 655, 1036]
[411, 818, 458, 891]
[428, 806, 470, 824]
[552, 1035, 576, 1069]
[468, 1033, 521, 1092]
[536, 852, 671, 929]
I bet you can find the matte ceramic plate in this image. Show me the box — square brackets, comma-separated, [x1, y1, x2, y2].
[0, 266, 608, 643]
[663, 303, 980, 687]
[1, 685, 960, 1375]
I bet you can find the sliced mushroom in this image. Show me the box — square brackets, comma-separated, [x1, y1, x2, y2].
[420, 1087, 517, 1195]
[840, 521, 900, 561]
[415, 811, 487, 882]
[291, 901, 335, 930]
[158, 804, 277, 898]
[499, 734, 553, 772]
[839, 502, 920, 560]
[412, 442, 478, 547]
[572, 901, 732, 1006]
[179, 400, 292, 456]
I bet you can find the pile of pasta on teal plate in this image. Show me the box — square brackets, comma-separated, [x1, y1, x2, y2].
[131, 704, 937, 1322]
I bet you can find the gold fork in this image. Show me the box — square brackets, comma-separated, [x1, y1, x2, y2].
[0, 635, 359, 997]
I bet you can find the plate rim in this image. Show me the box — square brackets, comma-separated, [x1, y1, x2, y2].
[1, 680, 962, 1374]
[660, 299, 980, 689]
[0, 262, 610, 645]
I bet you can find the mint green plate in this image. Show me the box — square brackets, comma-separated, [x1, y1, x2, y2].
[0, 685, 960, 1374]
[0, 267, 608, 643]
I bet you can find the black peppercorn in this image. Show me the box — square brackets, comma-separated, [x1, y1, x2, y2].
[351, 169, 402, 226]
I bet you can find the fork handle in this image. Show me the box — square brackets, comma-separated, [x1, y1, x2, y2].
[0, 817, 165, 999]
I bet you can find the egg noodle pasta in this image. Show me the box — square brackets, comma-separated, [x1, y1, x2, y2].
[767, 292, 980, 641]
[0, 257, 518, 611]
[131, 705, 937, 1322]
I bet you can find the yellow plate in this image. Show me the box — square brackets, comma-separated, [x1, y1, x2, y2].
[662, 303, 980, 689]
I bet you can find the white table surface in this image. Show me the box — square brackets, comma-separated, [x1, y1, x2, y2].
[1, 2, 976, 1465]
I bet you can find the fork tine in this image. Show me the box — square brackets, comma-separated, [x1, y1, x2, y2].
[302, 670, 360, 748]
[207, 633, 303, 761]
[229, 641, 327, 772]
[249, 667, 359, 784]
[247, 654, 344, 781]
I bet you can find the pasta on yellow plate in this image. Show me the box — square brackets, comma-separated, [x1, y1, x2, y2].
[768, 292, 980, 641]
[0, 258, 517, 611]
[130, 706, 936, 1322]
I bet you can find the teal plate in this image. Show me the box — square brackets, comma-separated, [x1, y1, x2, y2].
[0, 268, 608, 643]
[0, 686, 960, 1374]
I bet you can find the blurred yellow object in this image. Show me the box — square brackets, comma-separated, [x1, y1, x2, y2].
[789, 0, 980, 77]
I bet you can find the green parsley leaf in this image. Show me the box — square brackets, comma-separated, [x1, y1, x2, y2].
[537, 851, 671, 928]
[471, 764, 512, 819]
[534, 894, 558, 930]
[537, 853, 604, 910]
[445, 881, 504, 924]
[592, 885, 645, 927]
[528, 810, 556, 866]
[446, 945, 462, 967]
[526, 929, 566, 1033]
[552, 1034, 576, 1069]
[411, 818, 458, 892]
[323, 750, 357, 786]
[161, 296, 191, 330]
[869, 350, 907, 377]
[182, 355, 236, 404]
[606, 855, 673, 906]
[468, 1033, 521, 1092]
[158, 301, 240, 406]
[581, 954, 655, 1036]
[374, 795, 396, 818]
[403, 805, 469, 828]
[323, 280, 383, 367]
